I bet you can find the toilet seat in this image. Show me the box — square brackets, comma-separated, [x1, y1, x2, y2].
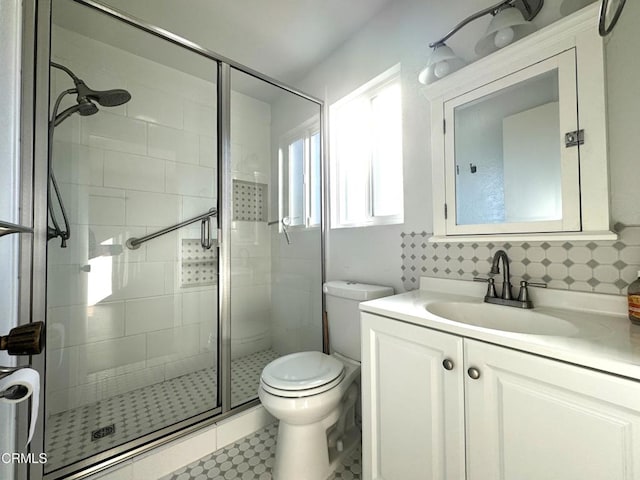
[261, 352, 345, 398]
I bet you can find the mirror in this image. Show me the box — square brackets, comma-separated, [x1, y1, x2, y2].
[453, 70, 561, 225]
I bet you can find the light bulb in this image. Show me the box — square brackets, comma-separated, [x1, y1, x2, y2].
[434, 60, 451, 79]
[494, 27, 515, 48]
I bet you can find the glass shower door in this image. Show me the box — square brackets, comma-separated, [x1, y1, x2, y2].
[229, 69, 323, 407]
[45, 0, 219, 474]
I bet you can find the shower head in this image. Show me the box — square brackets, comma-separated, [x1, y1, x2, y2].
[50, 62, 132, 108]
[74, 79, 131, 107]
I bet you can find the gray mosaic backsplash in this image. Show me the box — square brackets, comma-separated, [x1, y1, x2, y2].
[401, 225, 640, 295]
[181, 238, 217, 288]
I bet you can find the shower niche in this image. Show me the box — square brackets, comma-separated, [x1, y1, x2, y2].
[41, 1, 323, 478]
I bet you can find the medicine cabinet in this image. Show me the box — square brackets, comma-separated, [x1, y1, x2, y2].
[423, 5, 614, 242]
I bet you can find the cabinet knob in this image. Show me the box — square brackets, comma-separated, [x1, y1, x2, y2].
[467, 367, 481, 380]
[442, 358, 455, 371]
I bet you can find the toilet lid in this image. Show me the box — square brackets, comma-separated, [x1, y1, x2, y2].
[261, 352, 344, 392]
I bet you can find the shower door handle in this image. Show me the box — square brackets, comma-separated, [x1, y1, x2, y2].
[201, 217, 213, 249]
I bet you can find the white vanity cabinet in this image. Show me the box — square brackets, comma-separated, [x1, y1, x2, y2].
[361, 312, 640, 480]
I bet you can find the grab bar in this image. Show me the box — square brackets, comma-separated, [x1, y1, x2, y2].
[126, 208, 217, 250]
[0, 221, 33, 238]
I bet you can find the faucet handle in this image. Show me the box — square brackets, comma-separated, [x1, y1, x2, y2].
[516, 280, 547, 303]
[474, 276, 497, 299]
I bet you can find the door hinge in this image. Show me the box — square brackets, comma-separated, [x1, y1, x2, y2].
[565, 129, 584, 147]
[444, 203, 448, 219]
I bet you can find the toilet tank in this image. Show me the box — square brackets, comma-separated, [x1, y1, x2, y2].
[323, 281, 394, 361]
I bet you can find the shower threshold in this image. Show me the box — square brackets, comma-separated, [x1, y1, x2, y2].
[44, 349, 279, 474]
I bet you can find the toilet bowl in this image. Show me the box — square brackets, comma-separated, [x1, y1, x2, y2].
[259, 351, 360, 480]
[259, 281, 394, 480]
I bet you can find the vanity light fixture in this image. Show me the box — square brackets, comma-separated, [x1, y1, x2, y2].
[418, 0, 544, 85]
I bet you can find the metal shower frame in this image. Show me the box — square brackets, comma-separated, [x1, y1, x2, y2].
[19, 1, 328, 479]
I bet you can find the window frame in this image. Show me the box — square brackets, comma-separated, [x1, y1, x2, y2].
[278, 117, 322, 231]
[329, 64, 404, 229]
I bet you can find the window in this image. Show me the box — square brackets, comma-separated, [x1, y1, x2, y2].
[330, 65, 403, 228]
[279, 118, 321, 228]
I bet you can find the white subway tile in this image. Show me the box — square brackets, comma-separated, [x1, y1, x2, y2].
[89, 193, 125, 226]
[125, 191, 181, 227]
[103, 151, 165, 193]
[148, 123, 199, 164]
[109, 261, 166, 300]
[100, 365, 164, 399]
[145, 229, 180, 262]
[91, 225, 147, 263]
[199, 135, 217, 167]
[182, 289, 218, 325]
[47, 302, 125, 349]
[184, 100, 216, 136]
[79, 334, 147, 375]
[165, 162, 215, 198]
[146, 324, 200, 360]
[125, 295, 182, 335]
[127, 81, 183, 130]
[81, 111, 147, 155]
[46, 345, 79, 391]
[46, 264, 88, 308]
[51, 141, 104, 186]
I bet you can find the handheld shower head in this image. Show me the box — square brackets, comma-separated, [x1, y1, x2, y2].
[74, 79, 131, 107]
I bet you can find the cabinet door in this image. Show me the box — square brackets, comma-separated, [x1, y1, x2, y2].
[361, 312, 465, 480]
[465, 339, 640, 480]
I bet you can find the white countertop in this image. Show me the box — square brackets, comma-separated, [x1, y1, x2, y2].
[360, 277, 640, 381]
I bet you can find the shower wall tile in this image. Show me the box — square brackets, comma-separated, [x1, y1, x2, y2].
[127, 81, 184, 130]
[79, 334, 147, 375]
[399, 225, 640, 295]
[109, 261, 166, 301]
[47, 264, 88, 308]
[199, 135, 217, 167]
[124, 295, 182, 335]
[89, 194, 125, 226]
[146, 324, 200, 362]
[125, 191, 181, 227]
[81, 111, 147, 155]
[46, 345, 79, 391]
[148, 123, 199, 164]
[104, 150, 166, 192]
[182, 290, 218, 325]
[165, 162, 215, 198]
[53, 141, 104, 186]
[47, 302, 125, 349]
[146, 230, 180, 262]
[184, 100, 216, 137]
[91, 225, 148, 263]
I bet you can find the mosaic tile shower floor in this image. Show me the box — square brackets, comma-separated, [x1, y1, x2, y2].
[160, 423, 362, 480]
[45, 349, 279, 473]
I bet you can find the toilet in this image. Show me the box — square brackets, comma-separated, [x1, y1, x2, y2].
[259, 280, 394, 480]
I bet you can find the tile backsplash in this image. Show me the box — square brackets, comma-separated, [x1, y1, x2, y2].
[401, 224, 640, 295]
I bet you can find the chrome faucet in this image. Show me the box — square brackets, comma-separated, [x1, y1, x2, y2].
[490, 249, 512, 300]
[474, 249, 546, 309]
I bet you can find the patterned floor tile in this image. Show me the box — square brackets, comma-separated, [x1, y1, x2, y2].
[160, 423, 362, 480]
[45, 349, 279, 473]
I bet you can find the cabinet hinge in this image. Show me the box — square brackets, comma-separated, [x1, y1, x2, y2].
[444, 203, 448, 219]
[565, 129, 584, 147]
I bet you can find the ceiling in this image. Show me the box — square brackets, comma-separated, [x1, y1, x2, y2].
[89, 0, 395, 85]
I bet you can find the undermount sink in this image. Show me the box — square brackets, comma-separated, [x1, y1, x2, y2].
[425, 301, 580, 336]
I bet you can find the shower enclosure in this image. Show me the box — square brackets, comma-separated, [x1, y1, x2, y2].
[28, 1, 325, 478]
